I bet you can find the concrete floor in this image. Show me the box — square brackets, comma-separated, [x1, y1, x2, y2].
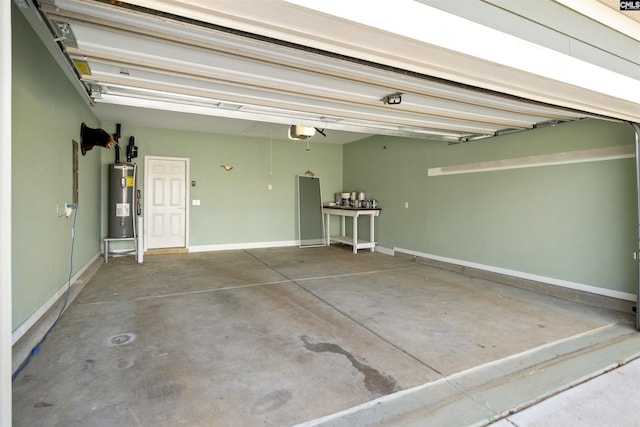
[492, 356, 640, 427]
[11, 246, 639, 426]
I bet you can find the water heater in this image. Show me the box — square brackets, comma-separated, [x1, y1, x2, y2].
[108, 163, 136, 238]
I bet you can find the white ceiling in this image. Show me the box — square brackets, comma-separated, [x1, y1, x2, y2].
[95, 103, 372, 144]
[19, 0, 640, 144]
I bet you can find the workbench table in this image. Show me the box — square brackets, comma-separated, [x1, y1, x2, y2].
[323, 207, 381, 254]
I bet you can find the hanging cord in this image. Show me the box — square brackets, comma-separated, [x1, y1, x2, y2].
[269, 129, 273, 176]
[12, 207, 78, 382]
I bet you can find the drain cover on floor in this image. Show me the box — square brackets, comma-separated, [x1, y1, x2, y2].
[108, 333, 137, 346]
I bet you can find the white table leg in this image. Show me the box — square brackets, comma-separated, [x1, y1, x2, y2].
[325, 213, 330, 246]
[352, 215, 358, 254]
[341, 216, 346, 237]
[369, 214, 375, 252]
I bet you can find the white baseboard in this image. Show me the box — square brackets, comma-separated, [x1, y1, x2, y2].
[394, 247, 636, 302]
[374, 245, 394, 256]
[11, 254, 101, 345]
[190, 241, 394, 254]
[189, 240, 298, 253]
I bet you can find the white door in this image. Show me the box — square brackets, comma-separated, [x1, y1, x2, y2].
[146, 157, 188, 249]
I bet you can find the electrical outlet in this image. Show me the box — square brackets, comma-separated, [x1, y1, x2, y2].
[268, 184, 273, 190]
[405, 202, 409, 209]
[57, 203, 74, 218]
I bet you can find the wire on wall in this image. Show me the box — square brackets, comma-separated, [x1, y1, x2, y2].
[12, 207, 78, 382]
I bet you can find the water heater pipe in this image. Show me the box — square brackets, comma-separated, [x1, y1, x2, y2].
[132, 163, 137, 240]
[127, 136, 135, 163]
[114, 123, 121, 164]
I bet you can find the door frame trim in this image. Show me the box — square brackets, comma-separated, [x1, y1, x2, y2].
[143, 155, 190, 251]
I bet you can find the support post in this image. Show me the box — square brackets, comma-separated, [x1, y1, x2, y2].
[137, 216, 144, 263]
[0, 0, 12, 422]
[632, 122, 640, 331]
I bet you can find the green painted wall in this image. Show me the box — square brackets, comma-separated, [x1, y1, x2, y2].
[99, 125, 343, 246]
[344, 119, 637, 294]
[12, 8, 102, 330]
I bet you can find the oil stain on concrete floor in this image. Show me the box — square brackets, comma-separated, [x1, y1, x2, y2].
[12, 246, 635, 426]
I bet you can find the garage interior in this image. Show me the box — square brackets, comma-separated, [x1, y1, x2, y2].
[4, 0, 640, 426]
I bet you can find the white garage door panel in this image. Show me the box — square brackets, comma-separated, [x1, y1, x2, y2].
[35, 0, 631, 145]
